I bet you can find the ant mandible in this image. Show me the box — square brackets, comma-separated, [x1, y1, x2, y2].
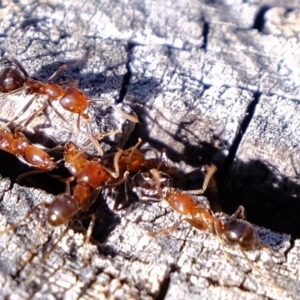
[0, 56, 138, 155]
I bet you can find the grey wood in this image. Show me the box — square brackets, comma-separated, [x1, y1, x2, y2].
[0, 0, 300, 300]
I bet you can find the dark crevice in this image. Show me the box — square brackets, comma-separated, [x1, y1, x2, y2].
[200, 18, 210, 51]
[199, 82, 211, 98]
[155, 264, 177, 300]
[284, 237, 295, 257]
[117, 42, 135, 104]
[252, 6, 271, 32]
[219, 91, 261, 185]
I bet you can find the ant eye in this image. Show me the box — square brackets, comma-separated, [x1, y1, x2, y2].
[48, 194, 78, 226]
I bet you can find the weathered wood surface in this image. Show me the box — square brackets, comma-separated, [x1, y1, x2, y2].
[0, 0, 300, 299]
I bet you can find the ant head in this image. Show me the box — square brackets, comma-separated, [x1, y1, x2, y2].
[48, 194, 79, 226]
[64, 142, 89, 176]
[132, 171, 172, 201]
[223, 219, 259, 250]
[0, 68, 25, 92]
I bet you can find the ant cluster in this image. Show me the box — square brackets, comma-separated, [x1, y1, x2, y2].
[0, 57, 286, 293]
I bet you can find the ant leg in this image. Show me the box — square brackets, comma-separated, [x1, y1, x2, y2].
[57, 79, 79, 89]
[290, 154, 300, 178]
[200, 198, 213, 211]
[25, 224, 70, 285]
[16, 169, 52, 183]
[105, 148, 123, 179]
[45, 64, 68, 82]
[149, 217, 211, 237]
[19, 218, 43, 269]
[82, 128, 122, 152]
[149, 168, 164, 198]
[0, 202, 48, 234]
[148, 219, 185, 237]
[76, 113, 82, 131]
[213, 221, 232, 260]
[113, 175, 136, 210]
[92, 129, 122, 142]
[21, 100, 50, 128]
[47, 98, 69, 124]
[0, 94, 37, 129]
[126, 138, 143, 167]
[156, 148, 169, 171]
[88, 98, 139, 123]
[104, 138, 143, 179]
[42, 224, 70, 262]
[109, 138, 143, 176]
[83, 214, 96, 264]
[68, 79, 79, 88]
[103, 171, 130, 189]
[238, 245, 286, 294]
[82, 120, 105, 156]
[229, 205, 246, 220]
[46, 144, 64, 154]
[9, 218, 44, 280]
[184, 164, 218, 195]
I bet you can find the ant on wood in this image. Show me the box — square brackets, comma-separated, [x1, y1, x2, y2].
[132, 165, 261, 249]
[0, 127, 56, 172]
[131, 165, 287, 293]
[0, 138, 151, 269]
[60, 137, 157, 215]
[0, 56, 138, 155]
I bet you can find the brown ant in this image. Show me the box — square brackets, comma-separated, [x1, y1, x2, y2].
[0, 56, 138, 155]
[58, 138, 152, 216]
[131, 165, 259, 249]
[0, 138, 148, 268]
[132, 166, 287, 293]
[0, 127, 56, 171]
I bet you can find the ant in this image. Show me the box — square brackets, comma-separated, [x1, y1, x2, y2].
[105, 140, 177, 209]
[0, 56, 138, 155]
[60, 138, 153, 214]
[0, 127, 56, 172]
[131, 165, 259, 249]
[0, 138, 149, 269]
[131, 166, 287, 293]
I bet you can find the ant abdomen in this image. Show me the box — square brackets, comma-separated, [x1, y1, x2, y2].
[48, 194, 79, 226]
[73, 182, 92, 208]
[223, 219, 259, 250]
[59, 87, 88, 117]
[23, 144, 56, 170]
[0, 68, 25, 92]
[76, 161, 111, 188]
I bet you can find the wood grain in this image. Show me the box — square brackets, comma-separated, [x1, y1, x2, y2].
[0, 1, 300, 299]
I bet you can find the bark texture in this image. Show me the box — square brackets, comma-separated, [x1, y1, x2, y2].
[0, 1, 300, 299]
